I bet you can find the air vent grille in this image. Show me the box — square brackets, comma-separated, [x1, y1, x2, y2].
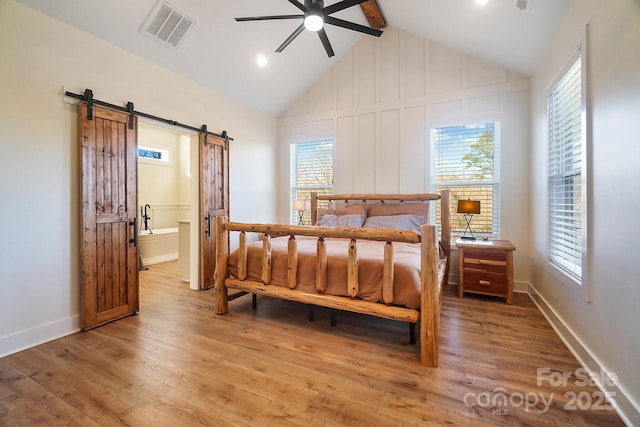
[141, 1, 195, 49]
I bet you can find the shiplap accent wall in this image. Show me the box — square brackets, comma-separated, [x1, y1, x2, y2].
[278, 27, 529, 194]
[277, 27, 532, 285]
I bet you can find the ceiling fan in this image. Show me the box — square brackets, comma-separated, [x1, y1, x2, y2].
[235, 0, 383, 58]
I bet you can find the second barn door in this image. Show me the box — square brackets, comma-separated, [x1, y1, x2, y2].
[199, 132, 228, 289]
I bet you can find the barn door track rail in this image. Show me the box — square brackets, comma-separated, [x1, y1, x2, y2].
[65, 89, 233, 142]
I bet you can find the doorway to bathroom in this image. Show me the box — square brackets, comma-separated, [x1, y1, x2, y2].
[137, 122, 199, 288]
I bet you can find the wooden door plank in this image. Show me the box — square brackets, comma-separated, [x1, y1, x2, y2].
[97, 222, 107, 313]
[125, 115, 138, 312]
[80, 103, 98, 328]
[104, 222, 114, 310]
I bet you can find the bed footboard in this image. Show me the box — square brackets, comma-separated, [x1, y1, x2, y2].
[214, 221, 443, 367]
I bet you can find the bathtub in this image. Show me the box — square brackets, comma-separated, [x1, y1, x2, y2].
[139, 227, 179, 265]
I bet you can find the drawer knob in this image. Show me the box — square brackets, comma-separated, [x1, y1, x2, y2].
[479, 280, 491, 286]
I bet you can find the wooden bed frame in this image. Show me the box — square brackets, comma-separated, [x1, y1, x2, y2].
[213, 191, 450, 366]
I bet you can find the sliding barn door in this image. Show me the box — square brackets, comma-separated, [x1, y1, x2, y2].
[79, 102, 139, 330]
[199, 133, 229, 290]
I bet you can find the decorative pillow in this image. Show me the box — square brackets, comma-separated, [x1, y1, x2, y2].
[363, 214, 426, 234]
[317, 204, 367, 221]
[316, 214, 366, 228]
[368, 203, 429, 218]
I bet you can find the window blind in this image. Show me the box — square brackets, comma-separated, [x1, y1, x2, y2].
[290, 140, 334, 225]
[432, 123, 499, 237]
[548, 56, 583, 279]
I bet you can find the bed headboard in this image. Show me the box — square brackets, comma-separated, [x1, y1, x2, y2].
[310, 191, 451, 260]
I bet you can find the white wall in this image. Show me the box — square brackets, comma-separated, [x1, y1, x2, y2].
[0, 0, 278, 356]
[531, 0, 640, 423]
[278, 27, 532, 287]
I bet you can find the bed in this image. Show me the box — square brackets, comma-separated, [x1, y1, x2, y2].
[213, 191, 450, 366]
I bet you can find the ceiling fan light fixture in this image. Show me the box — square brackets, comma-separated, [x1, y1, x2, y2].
[304, 13, 324, 32]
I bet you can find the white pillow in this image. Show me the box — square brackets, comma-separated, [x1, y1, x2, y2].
[362, 214, 426, 234]
[316, 214, 366, 228]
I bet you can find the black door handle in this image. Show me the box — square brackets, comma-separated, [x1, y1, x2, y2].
[129, 218, 138, 247]
[205, 214, 211, 236]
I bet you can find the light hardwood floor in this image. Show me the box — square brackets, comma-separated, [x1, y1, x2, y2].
[0, 261, 625, 426]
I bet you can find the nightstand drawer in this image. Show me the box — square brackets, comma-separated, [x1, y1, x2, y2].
[463, 257, 507, 274]
[464, 250, 506, 263]
[463, 270, 507, 295]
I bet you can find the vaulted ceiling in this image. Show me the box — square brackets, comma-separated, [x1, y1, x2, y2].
[17, 0, 573, 116]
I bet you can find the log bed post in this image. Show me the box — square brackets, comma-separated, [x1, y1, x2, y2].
[420, 224, 439, 367]
[214, 216, 229, 314]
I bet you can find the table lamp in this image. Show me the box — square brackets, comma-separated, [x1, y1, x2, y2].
[457, 199, 481, 240]
[294, 199, 307, 226]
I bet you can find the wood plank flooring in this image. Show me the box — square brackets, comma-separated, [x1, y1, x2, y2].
[0, 261, 625, 426]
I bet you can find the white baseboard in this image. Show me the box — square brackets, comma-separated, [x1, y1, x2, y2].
[0, 314, 80, 358]
[528, 284, 640, 427]
[142, 253, 178, 265]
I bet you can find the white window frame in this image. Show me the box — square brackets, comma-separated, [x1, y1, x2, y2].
[290, 140, 334, 225]
[430, 121, 501, 239]
[546, 29, 591, 301]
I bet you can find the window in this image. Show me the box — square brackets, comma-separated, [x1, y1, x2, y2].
[290, 140, 333, 225]
[431, 123, 499, 237]
[547, 51, 587, 287]
[138, 145, 170, 165]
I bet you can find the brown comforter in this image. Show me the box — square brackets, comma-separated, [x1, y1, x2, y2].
[228, 236, 425, 309]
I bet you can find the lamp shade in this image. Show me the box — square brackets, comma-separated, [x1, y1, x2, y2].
[293, 200, 307, 211]
[457, 199, 481, 215]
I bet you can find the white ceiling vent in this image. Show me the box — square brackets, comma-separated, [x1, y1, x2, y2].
[140, 0, 195, 49]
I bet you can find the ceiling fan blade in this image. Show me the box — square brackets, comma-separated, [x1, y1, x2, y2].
[235, 15, 303, 22]
[317, 28, 335, 57]
[322, 0, 368, 16]
[324, 16, 383, 37]
[276, 23, 306, 52]
[287, 0, 308, 12]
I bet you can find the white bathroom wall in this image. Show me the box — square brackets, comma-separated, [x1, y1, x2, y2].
[0, 0, 278, 356]
[138, 125, 190, 229]
[278, 27, 532, 287]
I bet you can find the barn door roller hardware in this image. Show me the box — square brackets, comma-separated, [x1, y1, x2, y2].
[202, 124, 208, 145]
[65, 89, 233, 141]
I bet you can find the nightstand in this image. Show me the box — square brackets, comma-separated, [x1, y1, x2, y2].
[456, 239, 516, 304]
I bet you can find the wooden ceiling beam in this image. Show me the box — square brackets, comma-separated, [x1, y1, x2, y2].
[360, 0, 386, 30]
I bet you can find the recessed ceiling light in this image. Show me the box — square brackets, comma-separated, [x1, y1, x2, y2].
[475, 0, 488, 5]
[256, 54, 268, 68]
